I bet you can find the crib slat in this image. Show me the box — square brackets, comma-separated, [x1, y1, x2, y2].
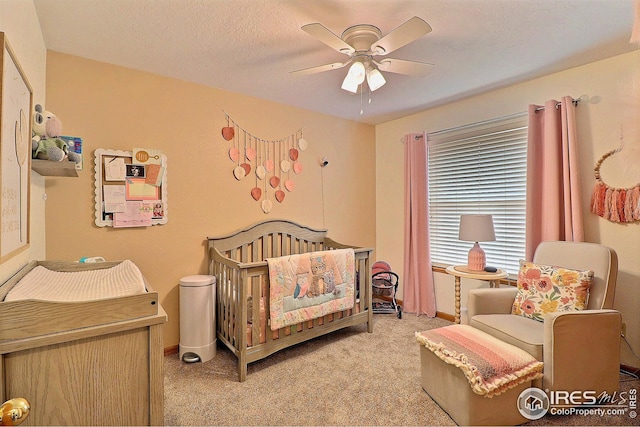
[250, 275, 259, 347]
[283, 234, 290, 257]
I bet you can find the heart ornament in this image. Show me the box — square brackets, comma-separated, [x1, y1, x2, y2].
[251, 187, 262, 201]
[229, 147, 239, 163]
[275, 190, 286, 203]
[284, 179, 295, 192]
[293, 162, 303, 174]
[222, 126, 235, 141]
[256, 165, 267, 180]
[233, 165, 246, 180]
[240, 162, 251, 175]
[261, 199, 273, 214]
[246, 147, 256, 161]
[297, 138, 308, 151]
[269, 175, 280, 188]
[265, 159, 274, 173]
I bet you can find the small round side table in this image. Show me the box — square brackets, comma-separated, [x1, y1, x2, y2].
[445, 265, 508, 324]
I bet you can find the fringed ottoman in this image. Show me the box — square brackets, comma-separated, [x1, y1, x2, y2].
[416, 325, 543, 426]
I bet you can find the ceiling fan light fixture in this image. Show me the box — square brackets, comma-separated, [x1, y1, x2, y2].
[341, 74, 360, 93]
[296, 17, 433, 96]
[366, 67, 386, 91]
[341, 60, 366, 93]
[346, 61, 366, 83]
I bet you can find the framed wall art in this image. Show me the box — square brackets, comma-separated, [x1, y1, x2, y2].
[0, 32, 32, 263]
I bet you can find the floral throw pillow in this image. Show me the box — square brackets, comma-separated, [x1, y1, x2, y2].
[511, 260, 593, 322]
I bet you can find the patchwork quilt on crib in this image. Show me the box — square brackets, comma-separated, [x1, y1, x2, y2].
[266, 248, 355, 330]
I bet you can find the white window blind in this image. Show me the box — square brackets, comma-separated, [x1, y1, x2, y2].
[427, 114, 528, 275]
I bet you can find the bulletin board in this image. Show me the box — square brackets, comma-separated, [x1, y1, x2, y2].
[94, 148, 168, 227]
[1, 32, 32, 262]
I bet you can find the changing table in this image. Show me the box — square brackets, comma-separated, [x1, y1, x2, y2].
[0, 260, 166, 426]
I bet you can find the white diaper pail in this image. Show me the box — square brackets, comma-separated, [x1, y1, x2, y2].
[179, 275, 216, 363]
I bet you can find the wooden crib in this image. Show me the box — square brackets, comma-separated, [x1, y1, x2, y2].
[208, 220, 373, 382]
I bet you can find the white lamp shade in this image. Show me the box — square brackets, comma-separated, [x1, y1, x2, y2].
[347, 61, 366, 83]
[341, 74, 360, 93]
[366, 68, 386, 91]
[458, 214, 496, 242]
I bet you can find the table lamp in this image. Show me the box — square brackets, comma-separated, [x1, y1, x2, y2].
[458, 214, 496, 271]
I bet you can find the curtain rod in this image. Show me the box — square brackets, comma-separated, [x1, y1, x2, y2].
[534, 96, 585, 112]
[406, 95, 587, 142]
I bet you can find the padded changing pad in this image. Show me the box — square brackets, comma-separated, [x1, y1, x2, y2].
[5, 260, 147, 302]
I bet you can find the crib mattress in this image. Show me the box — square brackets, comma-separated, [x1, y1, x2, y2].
[5, 260, 147, 302]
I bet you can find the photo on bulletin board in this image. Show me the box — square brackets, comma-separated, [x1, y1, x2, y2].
[126, 164, 145, 178]
[0, 32, 32, 263]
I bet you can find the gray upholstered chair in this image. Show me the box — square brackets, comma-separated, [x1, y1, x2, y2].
[467, 241, 621, 396]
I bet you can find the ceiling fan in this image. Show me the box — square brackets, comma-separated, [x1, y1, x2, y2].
[291, 16, 434, 93]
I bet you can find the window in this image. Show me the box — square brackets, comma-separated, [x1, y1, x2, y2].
[427, 115, 527, 275]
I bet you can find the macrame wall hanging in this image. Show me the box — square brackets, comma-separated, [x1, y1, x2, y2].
[593, 1, 640, 223]
[590, 141, 640, 223]
[221, 112, 307, 214]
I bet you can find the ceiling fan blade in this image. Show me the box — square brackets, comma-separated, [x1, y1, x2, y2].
[376, 58, 434, 76]
[371, 16, 432, 56]
[290, 61, 351, 76]
[302, 23, 355, 54]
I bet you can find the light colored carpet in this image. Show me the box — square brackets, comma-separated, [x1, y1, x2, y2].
[163, 314, 639, 426]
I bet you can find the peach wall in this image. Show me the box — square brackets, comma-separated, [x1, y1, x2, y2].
[375, 51, 640, 367]
[0, 0, 47, 284]
[43, 51, 376, 347]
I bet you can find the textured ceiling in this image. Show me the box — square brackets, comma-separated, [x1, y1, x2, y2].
[34, 0, 636, 125]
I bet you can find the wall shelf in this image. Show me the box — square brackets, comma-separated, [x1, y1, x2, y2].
[31, 159, 79, 177]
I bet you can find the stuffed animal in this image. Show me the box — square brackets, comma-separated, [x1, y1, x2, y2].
[31, 104, 81, 163]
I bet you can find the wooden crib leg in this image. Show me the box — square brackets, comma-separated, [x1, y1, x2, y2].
[238, 355, 247, 382]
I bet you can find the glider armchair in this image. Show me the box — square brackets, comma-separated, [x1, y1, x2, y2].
[467, 241, 621, 396]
